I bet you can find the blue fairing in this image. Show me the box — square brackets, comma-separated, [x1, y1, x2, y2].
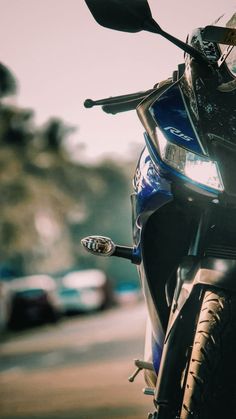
[134, 148, 172, 216]
[132, 147, 173, 254]
[150, 83, 203, 155]
[152, 337, 163, 374]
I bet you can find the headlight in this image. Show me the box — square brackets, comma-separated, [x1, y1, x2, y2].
[154, 127, 224, 192]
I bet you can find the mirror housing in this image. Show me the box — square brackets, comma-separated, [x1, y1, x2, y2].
[202, 25, 236, 46]
[84, 0, 160, 33]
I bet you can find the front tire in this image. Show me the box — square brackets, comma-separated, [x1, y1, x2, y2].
[180, 288, 236, 419]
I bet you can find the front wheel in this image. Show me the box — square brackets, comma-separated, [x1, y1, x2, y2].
[180, 288, 236, 419]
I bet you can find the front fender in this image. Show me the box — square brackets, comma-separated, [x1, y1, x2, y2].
[167, 256, 236, 338]
[193, 257, 236, 291]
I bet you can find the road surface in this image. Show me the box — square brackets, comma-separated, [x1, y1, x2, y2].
[0, 302, 154, 419]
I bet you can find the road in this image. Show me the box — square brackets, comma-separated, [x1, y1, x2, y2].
[0, 302, 154, 419]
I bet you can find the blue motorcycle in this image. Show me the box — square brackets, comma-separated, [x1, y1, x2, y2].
[81, 2, 236, 417]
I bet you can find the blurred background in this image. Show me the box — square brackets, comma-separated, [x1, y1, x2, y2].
[0, 0, 235, 418]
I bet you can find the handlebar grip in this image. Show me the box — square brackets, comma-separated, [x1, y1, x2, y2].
[84, 99, 95, 108]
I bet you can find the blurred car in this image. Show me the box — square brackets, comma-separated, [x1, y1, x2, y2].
[57, 269, 114, 314]
[8, 274, 61, 329]
[114, 282, 143, 305]
[0, 280, 11, 332]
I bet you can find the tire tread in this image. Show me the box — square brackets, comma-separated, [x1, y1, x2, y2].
[180, 289, 236, 419]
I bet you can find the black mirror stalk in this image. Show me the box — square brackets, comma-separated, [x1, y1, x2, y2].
[144, 18, 210, 65]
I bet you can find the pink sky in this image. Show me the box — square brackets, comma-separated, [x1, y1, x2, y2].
[1, 0, 235, 162]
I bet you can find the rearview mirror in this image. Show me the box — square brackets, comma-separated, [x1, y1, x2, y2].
[202, 26, 236, 46]
[84, 0, 160, 33]
[84, 0, 209, 64]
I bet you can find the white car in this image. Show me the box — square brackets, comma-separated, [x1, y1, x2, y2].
[57, 269, 113, 314]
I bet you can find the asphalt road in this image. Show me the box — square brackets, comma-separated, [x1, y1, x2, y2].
[0, 302, 154, 419]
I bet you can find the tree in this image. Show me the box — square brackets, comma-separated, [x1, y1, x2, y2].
[0, 63, 17, 98]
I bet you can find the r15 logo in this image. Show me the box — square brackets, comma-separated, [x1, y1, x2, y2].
[164, 126, 194, 142]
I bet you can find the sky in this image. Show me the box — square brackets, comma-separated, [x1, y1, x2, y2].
[1, 0, 236, 163]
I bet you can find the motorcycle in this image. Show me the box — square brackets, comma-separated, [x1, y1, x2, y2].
[81, 1, 236, 417]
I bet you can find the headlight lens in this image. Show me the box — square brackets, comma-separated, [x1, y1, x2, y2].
[156, 127, 224, 191]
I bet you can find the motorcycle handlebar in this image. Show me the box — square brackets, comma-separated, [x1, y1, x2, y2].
[84, 88, 156, 114]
